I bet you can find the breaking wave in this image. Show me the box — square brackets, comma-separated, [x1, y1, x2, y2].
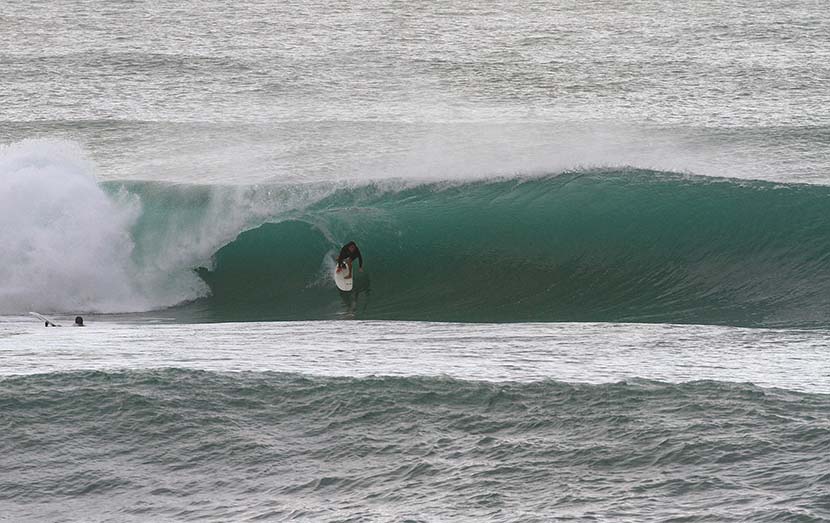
[5, 139, 830, 327]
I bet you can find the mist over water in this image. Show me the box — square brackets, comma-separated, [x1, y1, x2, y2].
[2, 0, 829, 185]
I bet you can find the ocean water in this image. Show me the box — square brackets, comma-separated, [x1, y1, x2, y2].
[2, 0, 830, 521]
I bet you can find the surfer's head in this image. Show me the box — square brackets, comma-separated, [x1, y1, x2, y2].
[347, 242, 356, 252]
[74, 316, 84, 326]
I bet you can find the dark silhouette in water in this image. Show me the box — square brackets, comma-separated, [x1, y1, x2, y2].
[336, 241, 364, 279]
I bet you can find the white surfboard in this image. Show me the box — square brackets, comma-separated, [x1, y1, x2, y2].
[29, 311, 61, 327]
[334, 265, 354, 292]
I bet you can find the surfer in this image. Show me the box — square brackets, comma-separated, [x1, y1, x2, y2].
[336, 241, 363, 279]
[74, 316, 84, 327]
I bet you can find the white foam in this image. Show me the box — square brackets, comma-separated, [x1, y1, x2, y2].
[0, 140, 156, 313]
[0, 139, 355, 314]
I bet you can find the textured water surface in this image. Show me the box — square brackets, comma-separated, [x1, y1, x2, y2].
[2, 367, 829, 522]
[2, 0, 830, 520]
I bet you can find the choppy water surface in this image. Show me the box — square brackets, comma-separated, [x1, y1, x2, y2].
[2, 318, 830, 521]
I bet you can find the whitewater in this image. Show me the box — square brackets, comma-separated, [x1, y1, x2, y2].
[2, 0, 830, 521]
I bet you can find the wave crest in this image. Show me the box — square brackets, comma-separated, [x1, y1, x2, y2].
[5, 140, 830, 327]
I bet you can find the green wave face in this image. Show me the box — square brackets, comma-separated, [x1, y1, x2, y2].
[183, 171, 830, 327]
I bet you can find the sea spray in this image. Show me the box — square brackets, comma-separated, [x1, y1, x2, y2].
[0, 140, 332, 314]
[0, 140, 147, 313]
